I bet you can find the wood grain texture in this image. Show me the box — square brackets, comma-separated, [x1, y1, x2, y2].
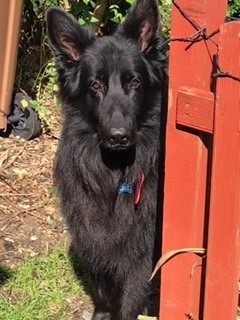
[176, 86, 214, 133]
[159, 0, 228, 319]
[203, 21, 240, 320]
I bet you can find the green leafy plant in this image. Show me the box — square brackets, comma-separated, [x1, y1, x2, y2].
[159, 0, 171, 40]
[109, 4, 124, 24]
[30, 60, 59, 128]
[228, 0, 240, 17]
[67, 0, 98, 26]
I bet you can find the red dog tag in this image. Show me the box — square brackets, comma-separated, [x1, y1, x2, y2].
[134, 172, 145, 205]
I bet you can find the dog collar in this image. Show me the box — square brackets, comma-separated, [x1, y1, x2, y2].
[116, 173, 145, 206]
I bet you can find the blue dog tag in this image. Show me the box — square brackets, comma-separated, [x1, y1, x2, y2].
[116, 183, 134, 195]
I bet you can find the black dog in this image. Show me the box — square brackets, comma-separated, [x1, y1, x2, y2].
[46, 0, 166, 318]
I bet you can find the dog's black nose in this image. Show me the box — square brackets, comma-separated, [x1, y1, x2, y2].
[109, 127, 128, 144]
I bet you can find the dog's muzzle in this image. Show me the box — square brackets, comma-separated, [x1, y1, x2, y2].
[100, 127, 135, 150]
[109, 127, 129, 148]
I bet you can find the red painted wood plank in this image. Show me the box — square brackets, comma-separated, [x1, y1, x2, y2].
[203, 21, 240, 320]
[176, 86, 214, 133]
[159, 0, 228, 319]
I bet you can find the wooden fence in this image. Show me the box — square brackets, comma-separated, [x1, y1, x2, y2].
[159, 0, 240, 319]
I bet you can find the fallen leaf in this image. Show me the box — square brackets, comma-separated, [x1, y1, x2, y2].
[137, 316, 158, 320]
[46, 205, 56, 214]
[149, 247, 206, 281]
[12, 168, 29, 178]
[30, 235, 38, 241]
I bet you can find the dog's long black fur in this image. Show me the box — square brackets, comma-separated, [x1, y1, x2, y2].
[46, 0, 166, 318]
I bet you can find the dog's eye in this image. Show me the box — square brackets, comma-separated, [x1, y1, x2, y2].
[90, 81, 102, 92]
[130, 78, 141, 89]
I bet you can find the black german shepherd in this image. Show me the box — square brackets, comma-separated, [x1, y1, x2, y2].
[46, 0, 166, 318]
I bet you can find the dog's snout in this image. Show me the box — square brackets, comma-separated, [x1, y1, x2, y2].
[110, 127, 128, 144]
[99, 110, 135, 150]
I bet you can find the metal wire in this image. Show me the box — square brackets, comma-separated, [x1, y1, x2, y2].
[161, 0, 240, 82]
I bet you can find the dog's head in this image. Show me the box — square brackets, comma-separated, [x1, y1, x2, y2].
[46, 0, 164, 151]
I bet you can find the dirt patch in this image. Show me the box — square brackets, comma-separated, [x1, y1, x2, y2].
[0, 133, 65, 266]
[0, 117, 93, 318]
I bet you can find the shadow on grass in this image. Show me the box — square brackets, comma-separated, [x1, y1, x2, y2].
[68, 245, 92, 298]
[0, 265, 12, 287]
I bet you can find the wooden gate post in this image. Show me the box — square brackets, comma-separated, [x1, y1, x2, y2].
[159, 0, 227, 319]
[203, 21, 240, 320]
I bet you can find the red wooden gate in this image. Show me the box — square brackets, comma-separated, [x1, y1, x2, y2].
[159, 0, 240, 319]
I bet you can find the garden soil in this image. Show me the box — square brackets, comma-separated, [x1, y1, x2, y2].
[0, 110, 93, 319]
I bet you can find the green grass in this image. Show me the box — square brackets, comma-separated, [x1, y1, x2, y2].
[0, 244, 91, 320]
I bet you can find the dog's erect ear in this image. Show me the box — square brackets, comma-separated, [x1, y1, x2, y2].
[46, 8, 94, 62]
[117, 0, 160, 52]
